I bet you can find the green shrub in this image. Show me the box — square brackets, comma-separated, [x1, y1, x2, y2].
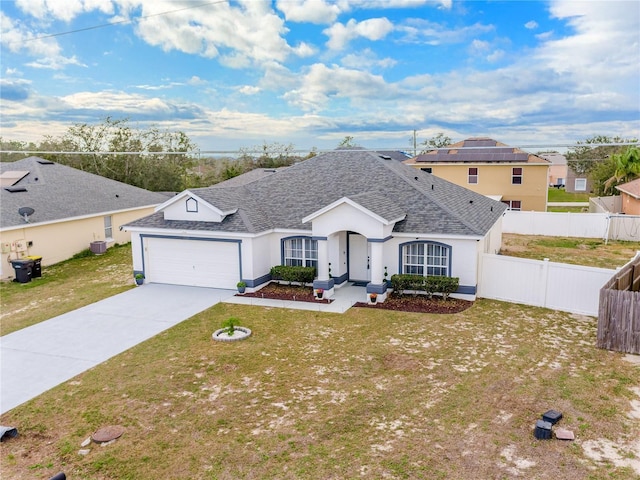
[270, 265, 316, 284]
[390, 274, 459, 300]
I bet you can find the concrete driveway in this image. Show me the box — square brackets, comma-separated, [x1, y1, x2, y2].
[1, 284, 233, 414]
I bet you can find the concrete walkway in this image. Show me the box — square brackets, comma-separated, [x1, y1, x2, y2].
[225, 283, 365, 313]
[1, 283, 365, 415]
[1, 284, 232, 414]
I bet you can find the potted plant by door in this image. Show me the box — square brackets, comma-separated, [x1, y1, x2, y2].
[134, 273, 144, 286]
[236, 281, 247, 294]
[369, 293, 377, 304]
[315, 288, 324, 299]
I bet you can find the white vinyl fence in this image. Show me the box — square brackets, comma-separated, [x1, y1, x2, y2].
[502, 210, 640, 241]
[478, 253, 615, 316]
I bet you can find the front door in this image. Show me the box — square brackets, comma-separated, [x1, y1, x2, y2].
[348, 233, 371, 282]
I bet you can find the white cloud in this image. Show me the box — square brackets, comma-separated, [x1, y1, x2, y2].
[187, 76, 207, 86]
[525, 20, 538, 29]
[238, 85, 261, 95]
[535, 0, 639, 102]
[324, 17, 394, 50]
[398, 18, 494, 45]
[341, 48, 397, 69]
[133, 0, 298, 67]
[15, 0, 114, 22]
[283, 63, 395, 111]
[275, 0, 341, 24]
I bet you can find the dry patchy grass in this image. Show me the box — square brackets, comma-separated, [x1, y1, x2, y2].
[501, 234, 639, 269]
[1, 300, 639, 479]
[0, 244, 134, 336]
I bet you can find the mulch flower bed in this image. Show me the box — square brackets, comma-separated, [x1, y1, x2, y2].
[240, 283, 333, 304]
[240, 283, 473, 313]
[354, 294, 473, 314]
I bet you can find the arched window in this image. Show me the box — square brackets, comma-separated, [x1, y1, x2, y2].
[401, 241, 451, 276]
[186, 197, 198, 213]
[282, 237, 318, 268]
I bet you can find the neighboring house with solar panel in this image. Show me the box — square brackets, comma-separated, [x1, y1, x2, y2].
[123, 149, 507, 303]
[403, 138, 551, 211]
[0, 157, 169, 281]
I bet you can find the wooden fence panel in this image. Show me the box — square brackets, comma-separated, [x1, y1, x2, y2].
[597, 254, 640, 354]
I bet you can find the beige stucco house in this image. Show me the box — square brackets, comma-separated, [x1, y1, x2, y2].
[404, 138, 550, 211]
[0, 157, 169, 281]
[615, 178, 640, 215]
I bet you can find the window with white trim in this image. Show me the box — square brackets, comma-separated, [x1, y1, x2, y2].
[402, 242, 450, 276]
[468, 167, 478, 184]
[502, 200, 522, 211]
[574, 178, 587, 191]
[512, 167, 523, 184]
[186, 197, 198, 212]
[284, 237, 318, 268]
[104, 215, 113, 240]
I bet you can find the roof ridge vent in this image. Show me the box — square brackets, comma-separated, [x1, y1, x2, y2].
[379, 155, 392, 160]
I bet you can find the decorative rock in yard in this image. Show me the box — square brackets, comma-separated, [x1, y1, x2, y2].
[554, 428, 575, 441]
[212, 326, 252, 342]
[92, 425, 124, 444]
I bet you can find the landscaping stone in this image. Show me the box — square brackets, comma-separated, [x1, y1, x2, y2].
[78, 449, 91, 456]
[555, 428, 575, 441]
[92, 425, 124, 443]
[80, 437, 91, 447]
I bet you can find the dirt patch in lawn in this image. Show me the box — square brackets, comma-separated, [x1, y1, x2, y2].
[240, 283, 333, 303]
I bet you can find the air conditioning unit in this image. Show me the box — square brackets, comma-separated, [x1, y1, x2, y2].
[90, 241, 107, 254]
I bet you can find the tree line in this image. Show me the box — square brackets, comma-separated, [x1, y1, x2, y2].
[0, 117, 311, 192]
[2, 119, 638, 197]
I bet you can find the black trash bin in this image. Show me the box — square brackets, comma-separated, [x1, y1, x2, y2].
[26, 255, 42, 278]
[11, 259, 34, 283]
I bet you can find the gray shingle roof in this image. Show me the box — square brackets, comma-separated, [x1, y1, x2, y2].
[126, 149, 507, 237]
[1, 157, 169, 229]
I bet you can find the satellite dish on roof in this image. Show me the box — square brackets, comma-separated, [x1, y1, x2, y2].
[18, 207, 34, 223]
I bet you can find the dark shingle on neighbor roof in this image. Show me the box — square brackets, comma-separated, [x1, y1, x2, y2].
[1, 157, 169, 229]
[413, 137, 548, 164]
[126, 149, 506, 236]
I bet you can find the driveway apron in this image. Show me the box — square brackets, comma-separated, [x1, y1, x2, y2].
[1, 284, 232, 414]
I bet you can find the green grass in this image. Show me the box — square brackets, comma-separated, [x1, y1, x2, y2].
[547, 206, 589, 213]
[501, 234, 639, 269]
[548, 187, 590, 202]
[0, 243, 134, 335]
[1, 300, 638, 479]
[1, 239, 640, 478]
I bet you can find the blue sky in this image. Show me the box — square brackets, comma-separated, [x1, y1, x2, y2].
[1, 0, 639, 153]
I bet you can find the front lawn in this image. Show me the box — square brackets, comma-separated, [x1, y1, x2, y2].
[1, 300, 639, 479]
[0, 244, 134, 336]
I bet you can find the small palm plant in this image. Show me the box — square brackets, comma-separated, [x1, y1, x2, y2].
[221, 317, 240, 336]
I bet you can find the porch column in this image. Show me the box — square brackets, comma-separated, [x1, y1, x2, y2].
[369, 241, 384, 284]
[316, 238, 329, 280]
[313, 237, 334, 296]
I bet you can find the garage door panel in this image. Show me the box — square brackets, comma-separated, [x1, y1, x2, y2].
[146, 238, 240, 289]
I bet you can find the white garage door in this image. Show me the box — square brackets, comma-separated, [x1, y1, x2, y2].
[145, 237, 240, 289]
